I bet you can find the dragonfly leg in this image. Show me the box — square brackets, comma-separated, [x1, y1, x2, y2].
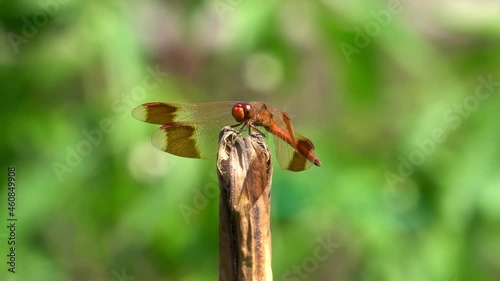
[231, 122, 247, 134]
[249, 123, 266, 137]
[230, 122, 265, 137]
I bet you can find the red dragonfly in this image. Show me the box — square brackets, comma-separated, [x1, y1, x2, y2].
[132, 102, 321, 171]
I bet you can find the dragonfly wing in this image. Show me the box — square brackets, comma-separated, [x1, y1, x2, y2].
[152, 119, 235, 159]
[133, 102, 242, 159]
[132, 102, 238, 125]
[273, 133, 313, 172]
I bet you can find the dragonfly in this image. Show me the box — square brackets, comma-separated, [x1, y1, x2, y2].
[132, 102, 321, 171]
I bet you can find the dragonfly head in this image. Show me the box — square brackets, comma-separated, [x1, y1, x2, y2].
[232, 103, 254, 122]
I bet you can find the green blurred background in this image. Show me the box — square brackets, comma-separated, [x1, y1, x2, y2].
[1, 0, 500, 280]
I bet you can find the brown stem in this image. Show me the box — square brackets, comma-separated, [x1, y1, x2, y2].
[217, 126, 273, 281]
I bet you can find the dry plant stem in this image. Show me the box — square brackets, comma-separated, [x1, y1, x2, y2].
[217, 126, 273, 281]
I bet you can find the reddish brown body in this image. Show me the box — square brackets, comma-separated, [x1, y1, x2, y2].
[231, 102, 321, 168]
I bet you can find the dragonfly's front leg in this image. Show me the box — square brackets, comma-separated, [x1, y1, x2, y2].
[231, 122, 247, 134]
[248, 123, 266, 137]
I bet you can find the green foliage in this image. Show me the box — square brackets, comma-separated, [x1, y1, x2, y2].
[1, 0, 499, 280]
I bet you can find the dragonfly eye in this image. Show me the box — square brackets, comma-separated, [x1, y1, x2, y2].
[244, 104, 254, 118]
[232, 103, 253, 122]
